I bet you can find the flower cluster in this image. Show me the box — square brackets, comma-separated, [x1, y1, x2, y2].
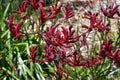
[42, 24, 79, 47]
[98, 39, 120, 66]
[6, 16, 24, 39]
[7, 0, 120, 80]
[101, 2, 120, 19]
[82, 10, 107, 32]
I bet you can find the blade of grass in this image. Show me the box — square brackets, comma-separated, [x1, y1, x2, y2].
[2, 3, 10, 20]
[2, 67, 19, 80]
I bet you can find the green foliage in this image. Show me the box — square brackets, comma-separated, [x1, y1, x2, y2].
[0, 0, 120, 80]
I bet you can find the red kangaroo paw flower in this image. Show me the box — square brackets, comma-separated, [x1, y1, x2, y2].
[66, 51, 85, 66]
[100, 39, 113, 58]
[85, 57, 102, 67]
[56, 64, 68, 80]
[29, 45, 38, 62]
[82, 10, 107, 32]
[43, 44, 57, 62]
[40, 5, 56, 24]
[42, 24, 79, 47]
[24, 0, 42, 11]
[12, 1, 27, 14]
[49, 2, 62, 14]
[62, 5, 74, 19]
[6, 16, 24, 40]
[101, 2, 119, 18]
[110, 48, 120, 66]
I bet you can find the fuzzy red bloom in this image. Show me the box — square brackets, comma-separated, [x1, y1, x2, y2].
[56, 64, 68, 80]
[80, 33, 88, 46]
[12, 1, 28, 18]
[110, 48, 120, 66]
[100, 39, 113, 58]
[42, 44, 57, 62]
[42, 24, 79, 48]
[6, 16, 14, 27]
[82, 10, 107, 32]
[6, 16, 24, 40]
[49, 2, 62, 14]
[101, 2, 120, 18]
[29, 44, 54, 63]
[95, 19, 107, 32]
[40, 5, 56, 24]
[24, 0, 43, 11]
[97, 40, 120, 66]
[12, 1, 27, 14]
[29, 45, 38, 62]
[62, 5, 74, 19]
[66, 51, 102, 67]
[84, 10, 98, 26]
[66, 51, 85, 66]
[29, 45, 38, 53]
[85, 56, 102, 67]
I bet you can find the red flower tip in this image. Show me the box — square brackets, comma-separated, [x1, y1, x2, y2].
[12, 1, 27, 14]
[100, 39, 113, 58]
[49, 2, 62, 14]
[29, 45, 38, 62]
[40, 6, 56, 24]
[101, 2, 120, 18]
[42, 24, 79, 47]
[7, 16, 24, 40]
[111, 48, 120, 66]
[82, 10, 107, 32]
[25, 0, 44, 11]
[62, 5, 74, 19]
